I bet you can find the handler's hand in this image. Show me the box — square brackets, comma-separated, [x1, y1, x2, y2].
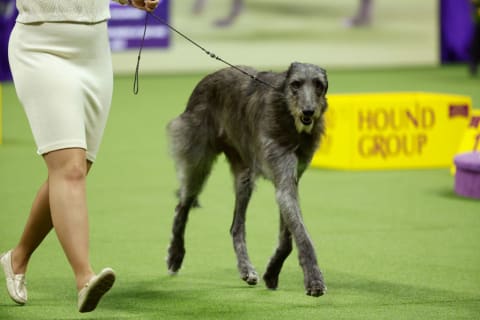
[130, 0, 160, 12]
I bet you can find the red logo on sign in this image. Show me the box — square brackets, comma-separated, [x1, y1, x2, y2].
[449, 104, 469, 118]
[469, 116, 480, 128]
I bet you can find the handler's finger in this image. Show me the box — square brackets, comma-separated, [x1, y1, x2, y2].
[145, 0, 159, 12]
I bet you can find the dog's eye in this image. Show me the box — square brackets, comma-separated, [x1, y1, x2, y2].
[290, 80, 302, 91]
[314, 79, 324, 92]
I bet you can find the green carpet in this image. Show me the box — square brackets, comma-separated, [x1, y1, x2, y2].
[0, 65, 479, 319]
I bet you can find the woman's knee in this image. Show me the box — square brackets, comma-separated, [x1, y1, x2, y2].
[43, 148, 88, 181]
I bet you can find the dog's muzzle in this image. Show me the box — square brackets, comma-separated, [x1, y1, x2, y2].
[300, 110, 314, 125]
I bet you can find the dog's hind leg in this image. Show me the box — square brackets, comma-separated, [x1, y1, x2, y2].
[167, 197, 195, 274]
[263, 215, 293, 289]
[167, 157, 216, 273]
[167, 115, 217, 274]
[228, 157, 258, 285]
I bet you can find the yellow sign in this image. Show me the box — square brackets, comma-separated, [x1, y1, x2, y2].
[311, 92, 472, 170]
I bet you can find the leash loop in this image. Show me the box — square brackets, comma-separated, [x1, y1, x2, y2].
[133, 13, 149, 95]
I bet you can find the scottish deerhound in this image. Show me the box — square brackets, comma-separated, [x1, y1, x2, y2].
[166, 62, 328, 297]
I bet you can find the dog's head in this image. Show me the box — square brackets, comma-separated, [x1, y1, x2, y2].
[284, 62, 328, 134]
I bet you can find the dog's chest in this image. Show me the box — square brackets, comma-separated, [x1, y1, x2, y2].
[296, 137, 318, 163]
[251, 132, 319, 181]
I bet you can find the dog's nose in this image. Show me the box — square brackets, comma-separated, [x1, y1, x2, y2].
[302, 110, 314, 117]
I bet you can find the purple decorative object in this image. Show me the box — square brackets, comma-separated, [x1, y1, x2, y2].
[454, 152, 480, 199]
[0, 0, 17, 82]
[440, 0, 475, 63]
[108, 0, 170, 52]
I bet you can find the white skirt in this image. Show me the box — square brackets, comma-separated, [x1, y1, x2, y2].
[8, 21, 113, 162]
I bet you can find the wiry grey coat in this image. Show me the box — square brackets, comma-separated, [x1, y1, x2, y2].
[167, 62, 328, 296]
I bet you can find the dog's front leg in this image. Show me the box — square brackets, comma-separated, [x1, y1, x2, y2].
[230, 168, 258, 285]
[272, 161, 326, 297]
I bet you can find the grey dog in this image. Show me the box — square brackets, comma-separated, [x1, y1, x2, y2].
[166, 62, 328, 297]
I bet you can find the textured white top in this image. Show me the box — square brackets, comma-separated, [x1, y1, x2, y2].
[15, 0, 127, 24]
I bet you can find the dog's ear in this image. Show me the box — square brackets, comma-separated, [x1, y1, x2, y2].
[289, 62, 302, 69]
[319, 67, 328, 94]
[287, 62, 301, 79]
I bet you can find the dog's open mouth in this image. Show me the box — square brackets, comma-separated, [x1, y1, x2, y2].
[300, 116, 313, 125]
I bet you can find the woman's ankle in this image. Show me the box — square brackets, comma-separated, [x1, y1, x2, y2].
[76, 271, 95, 291]
[11, 247, 30, 275]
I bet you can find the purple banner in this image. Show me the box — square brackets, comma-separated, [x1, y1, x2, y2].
[0, 0, 17, 82]
[440, 0, 475, 63]
[0, 1, 170, 81]
[108, 0, 170, 51]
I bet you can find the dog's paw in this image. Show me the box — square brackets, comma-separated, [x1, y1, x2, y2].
[241, 270, 259, 285]
[303, 266, 326, 297]
[167, 268, 179, 276]
[166, 246, 185, 274]
[305, 279, 327, 297]
[262, 272, 279, 290]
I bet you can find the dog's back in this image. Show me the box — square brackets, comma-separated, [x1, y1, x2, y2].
[168, 64, 327, 179]
[169, 67, 275, 172]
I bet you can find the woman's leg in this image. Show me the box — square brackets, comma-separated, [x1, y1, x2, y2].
[11, 148, 94, 290]
[345, 0, 373, 27]
[11, 181, 53, 275]
[215, 0, 244, 27]
[192, 0, 207, 14]
[44, 148, 94, 290]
